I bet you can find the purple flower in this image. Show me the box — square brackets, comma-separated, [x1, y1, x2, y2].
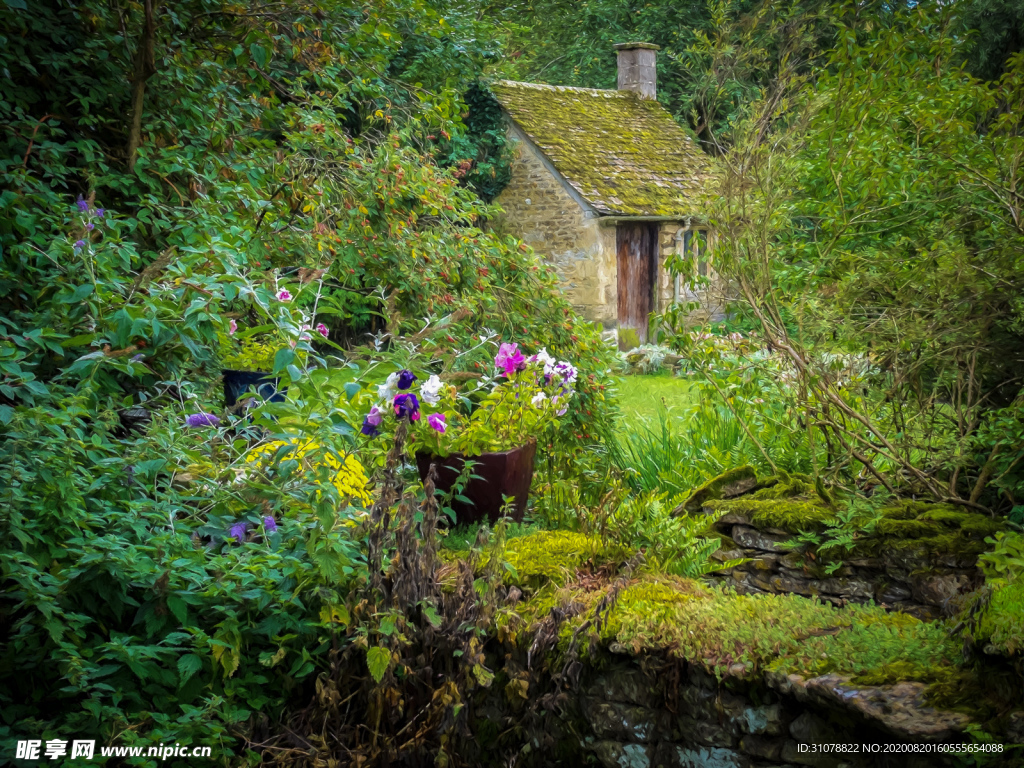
[495, 342, 525, 377]
[552, 396, 568, 417]
[397, 369, 416, 390]
[263, 516, 278, 533]
[229, 319, 238, 335]
[428, 412, 446, 433]
[228, 522, 248, 541]
[73, 239, 86, 250]
[185, 412, 221, 428]
[86, 222, 95, 231]
[393, 392, 420, 422]
[365, 404, 384, 426]
[277, 289, 292, 302]
[95, 208, 105, 218]
[76, 196, 89, 212]
[361, 418, 380, 437]
[316, 323, 329, 339]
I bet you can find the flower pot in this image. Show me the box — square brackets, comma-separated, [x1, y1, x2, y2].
[222, 369, 286, 409]
[415, 440, 537, 525]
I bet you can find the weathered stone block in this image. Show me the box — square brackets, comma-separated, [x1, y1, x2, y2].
[817, 577, 875, 599]
[670, 745, 747, 768]
[788, 711, 832, 743]
[911, 572, 973, 607]
[589, 667, 660, 707]
[738, 734, 786, 761]
[876, 583, 912, 603]
[673, 716, 736, 748]
[769, 574, 816, 597]
[732, 526, 791, 552]
[591, 740, 652, 768]
[733, 703, 784, 735]
[583, 698, 665, 743]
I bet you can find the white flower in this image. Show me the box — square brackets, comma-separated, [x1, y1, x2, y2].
[554, 361, 577, 386]
[531, 392, 547, 407]
[378, 372, 399, 399]
[420, 374, 444, 405]
[534, 347, 556, 375]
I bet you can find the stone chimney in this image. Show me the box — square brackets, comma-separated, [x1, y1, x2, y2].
[614, 42, 660, 100]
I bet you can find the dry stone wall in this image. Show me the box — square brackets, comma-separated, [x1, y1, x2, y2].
[705, 512, 984, 621]
[490, 659, 984, 768]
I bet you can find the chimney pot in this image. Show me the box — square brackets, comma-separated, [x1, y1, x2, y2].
[614, 42, 659, 100]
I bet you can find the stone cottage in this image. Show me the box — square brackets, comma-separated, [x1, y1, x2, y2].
[490, 43, 720, 349]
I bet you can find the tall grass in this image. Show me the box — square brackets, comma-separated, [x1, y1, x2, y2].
[610, 400, 813, 497]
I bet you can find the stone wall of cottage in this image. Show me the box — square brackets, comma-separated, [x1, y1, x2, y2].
[493, 131, 618, 327]
[493, 130, 729, 334]
[656, 223, 728, 327]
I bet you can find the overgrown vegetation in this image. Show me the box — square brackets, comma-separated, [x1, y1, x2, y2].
[4, 0, 1024, 763]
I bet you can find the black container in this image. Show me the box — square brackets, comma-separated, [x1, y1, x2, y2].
[116, 406, 152, 437]
[222, 369, 286, 408]
[415, 440, 537, 525]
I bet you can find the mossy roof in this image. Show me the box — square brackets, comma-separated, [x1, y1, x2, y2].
[490, 80, 710, 217]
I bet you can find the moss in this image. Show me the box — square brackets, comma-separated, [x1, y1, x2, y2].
[506, 570, 958, 682]
[876, 500, 930, 520]
[491, 80, 709, 217]
[705, 498, 835, 533]
[751, 473, 815, 500]
[483, 530, 633, 588]
[875, 518, 946, 539]
[678, 466, 758, 514]
[975, 577, 1024, 656]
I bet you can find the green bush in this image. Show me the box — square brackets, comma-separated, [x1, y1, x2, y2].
[0, 1, 617, 761]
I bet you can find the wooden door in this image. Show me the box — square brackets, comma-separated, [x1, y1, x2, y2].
[616, 222, 658, 349]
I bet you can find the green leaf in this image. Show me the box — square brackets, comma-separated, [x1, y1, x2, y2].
[366, 646, 390, 684]
[272, 347, 295, 374]
[344, 382, 361, 401]
[177, 654, 203, 684]
[167, 596, 188, 625]
[60, 284, 94, 303]
[250, 43, 269, 68]
[422, 604, 442, 628]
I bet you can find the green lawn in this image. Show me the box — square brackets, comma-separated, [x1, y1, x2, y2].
[615, 371, 697, 427]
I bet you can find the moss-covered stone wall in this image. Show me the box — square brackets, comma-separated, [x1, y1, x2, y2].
[447, 529, 1024, 766]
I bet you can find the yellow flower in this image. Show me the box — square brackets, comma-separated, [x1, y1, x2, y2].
[246, 440, 373, 507]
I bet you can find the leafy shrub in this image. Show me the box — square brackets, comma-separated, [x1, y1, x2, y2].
[0, 1, 617, 760]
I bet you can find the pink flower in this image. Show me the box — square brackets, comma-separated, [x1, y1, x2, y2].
[495, 342, 526, 377]
[229, 319, 238, 335]
[428, 412, 446, 433]
[277, 289, 292, 302]
[316, 323, 329, 338]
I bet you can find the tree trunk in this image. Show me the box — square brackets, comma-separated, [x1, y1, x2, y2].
[127, 0, 157, 171]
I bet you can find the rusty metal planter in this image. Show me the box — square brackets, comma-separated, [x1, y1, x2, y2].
[415, 439, 537, 525]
